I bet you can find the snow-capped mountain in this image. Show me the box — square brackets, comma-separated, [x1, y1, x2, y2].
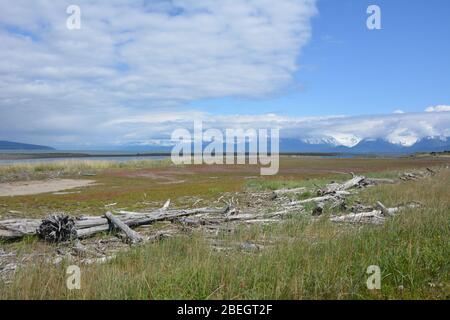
[302, 135, 361, 148]
[280, 136, 450, 153]
[0, 141, 54, 150]
[108, 136, 450, 154]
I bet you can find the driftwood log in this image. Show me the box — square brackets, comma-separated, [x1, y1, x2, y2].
[0, 219, 41, 239]
[288, 191, 351, 206]
[330, 202, 421, 225]
[37, 215, 77, 242]
[273, 187, 306, 195]
[105, 211, 144, 244]
[0, 207, 227, 241]
[318, 175, 365, 196]
[76, 207, 226, 239]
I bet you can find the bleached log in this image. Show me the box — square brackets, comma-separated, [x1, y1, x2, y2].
[0, 207, 226, 241]
[162, 199, 171, 210]
[125, 208, 226, 227]
[224, 213, 260, 222]
[319, 176, 365, 195]
[76, 225, 110, 238]
[75, 217, 111, 229]
[243, 219, 280, 224]
[274, 187, 306, 195]
[330, 202, 421, 225]
[268, 208, 302, 216]
[288, 191, 350, 206]
[177, 217, 207, 226]
[376, 201, 391, 217]
[330, 210, 386, 225]
[72, 241, 104, 258]
[76, 207, 226, 239]
[0, 219, 41, 239]
[105, 211, 144, 243]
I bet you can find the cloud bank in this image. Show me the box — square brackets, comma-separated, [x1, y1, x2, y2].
[1, 108, 448, 148]
[104, 110, 450, 148]
[425, 105, 450, 113]
[0, 0, 316, 140]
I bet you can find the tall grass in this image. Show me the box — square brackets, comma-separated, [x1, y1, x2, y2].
[1, 171, 448, 299]
[0, 159, 173, 180]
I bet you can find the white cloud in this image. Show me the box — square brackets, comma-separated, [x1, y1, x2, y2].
[0, 0, 317, 110]
[393, 110, 405, 114]
[114, 111, 450, 148]
[425, 105, 450, 112]
[0, 0, 319, 146]
[0, 103, 449, 147]
[385, 128, 419, 147]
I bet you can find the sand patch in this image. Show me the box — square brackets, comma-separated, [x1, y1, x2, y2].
[0, 179, 96, 197]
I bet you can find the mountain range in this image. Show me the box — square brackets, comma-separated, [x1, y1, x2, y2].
[279, 136, 450, 154]
[119, 136, 450, 154]
[0, 140, 55, 150]
[1, 137, 449, 154]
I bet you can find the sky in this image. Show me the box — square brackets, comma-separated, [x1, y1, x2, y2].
[0, 0, 449, 149]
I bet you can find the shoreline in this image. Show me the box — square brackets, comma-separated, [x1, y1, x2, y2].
[0, 152, 172, 160]
[0, 151, 423, 161]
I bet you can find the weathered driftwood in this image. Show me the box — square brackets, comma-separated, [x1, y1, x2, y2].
[71, 241, 104, 258]
[105, 211, 144, 244]
[177, 217, 208, 226]
[399, 172, 423, 181]
[330, 202, 421, 225]
[162, 199, 171, 210]
[350, 203, 374, 213]
[375, 201, 391, 217]
[273, 187, 306, 195]
[330, 210, 386, 225]
[318, 175, 365, 195]
[288, 191, 350, 206]
[0, 219, 41, 239]
[76, 207, 226, 239]
[0, 207, 226, 241]
[37, 215, 77, 242]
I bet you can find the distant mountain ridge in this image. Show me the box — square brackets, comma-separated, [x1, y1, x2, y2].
[280, 136, 450, 154]
[120, 136, 450, 154]
[2, 136, 449, 153]
[0, 141, 55, 150]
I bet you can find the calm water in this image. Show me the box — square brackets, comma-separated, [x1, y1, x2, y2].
[0, 149, 389, 165]
[0, 150, 169, 165]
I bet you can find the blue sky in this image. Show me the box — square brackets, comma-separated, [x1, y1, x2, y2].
[189, 0, 450, 116]
[0, 0, 449, 148]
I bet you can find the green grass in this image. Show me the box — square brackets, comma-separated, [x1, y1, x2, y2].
[0, 158, 174, 180]
[246, 176, 335, 191]
[1, 169, 448, 299]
